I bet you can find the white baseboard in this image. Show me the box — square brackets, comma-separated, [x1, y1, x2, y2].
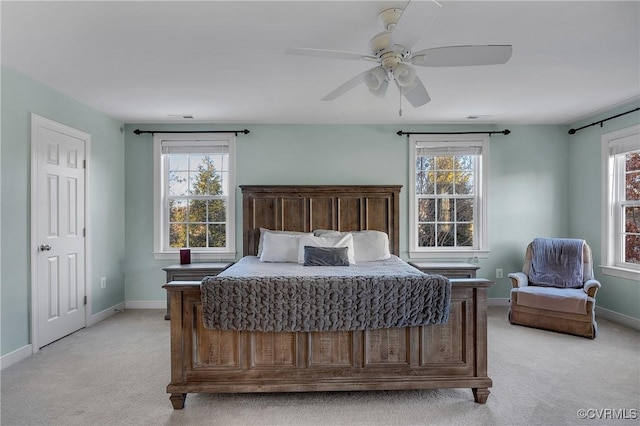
[1, 344, 32, 371]
[488, 298, 510, 307]
[2, 302, 127, 369]
[88, 302, 126, 326]
[124, 300, 165, 309]
[596, 306, 640, 331]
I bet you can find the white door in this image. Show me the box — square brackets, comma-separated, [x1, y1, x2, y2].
[32, 114, 87, 348]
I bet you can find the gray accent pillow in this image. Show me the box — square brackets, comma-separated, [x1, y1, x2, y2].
[303, 246, 350, 267]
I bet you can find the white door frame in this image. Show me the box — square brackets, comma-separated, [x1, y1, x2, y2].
[30, 113, 91, 353]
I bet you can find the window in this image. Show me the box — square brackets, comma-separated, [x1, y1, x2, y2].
[153, 133, 236, 260]
[602, 125, 640, 279]
[409, 134, 489, 259]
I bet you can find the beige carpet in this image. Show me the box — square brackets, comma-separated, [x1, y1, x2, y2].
[1, 306, 638, 426]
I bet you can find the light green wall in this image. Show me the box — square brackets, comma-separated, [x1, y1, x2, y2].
[567, 101, 640, 320]
[485, 125, 571, 297]
[123, 123, 571, 303]
[1, 67, 126, 356]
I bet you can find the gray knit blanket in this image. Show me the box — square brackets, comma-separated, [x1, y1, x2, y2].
[201, 275, 450, 332]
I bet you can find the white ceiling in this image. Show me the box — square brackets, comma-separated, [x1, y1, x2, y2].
[2, 1, 639, 125]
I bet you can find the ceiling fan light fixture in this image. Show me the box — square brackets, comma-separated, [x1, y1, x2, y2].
[398, 77, 417, 93]
[364, 66, 388, 90]
[394, 63, 416, 87]
[369, 80, 389, 97]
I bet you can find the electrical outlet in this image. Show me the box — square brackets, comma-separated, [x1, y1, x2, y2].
[496, 268, 503, 279]
[100, 277, 106, 288]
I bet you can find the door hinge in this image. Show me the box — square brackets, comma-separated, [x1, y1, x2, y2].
[84, 295, 87, 306]
[83, 228, 86, 237]
[83, 160, 86, 169]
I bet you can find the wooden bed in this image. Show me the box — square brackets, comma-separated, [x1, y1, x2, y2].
[164, 185, 493, 409]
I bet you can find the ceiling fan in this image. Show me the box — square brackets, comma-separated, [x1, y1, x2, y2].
[286, 1, 512, 113]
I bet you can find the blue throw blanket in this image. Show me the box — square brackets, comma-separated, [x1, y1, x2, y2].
[529, 238, 584, 288]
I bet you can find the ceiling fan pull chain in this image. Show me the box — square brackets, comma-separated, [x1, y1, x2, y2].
[399, 87, 403, 117]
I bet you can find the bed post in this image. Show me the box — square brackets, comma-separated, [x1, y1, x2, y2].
[165, 282, 189, 409]
[471, 284, 490, 404]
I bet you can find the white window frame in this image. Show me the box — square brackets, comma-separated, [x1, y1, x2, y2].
[409, 134, 490, 259]
[601, 124, 640, 280]
[153, 133, 236, 261]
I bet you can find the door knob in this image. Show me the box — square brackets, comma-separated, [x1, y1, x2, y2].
[39, 244, 52, 251]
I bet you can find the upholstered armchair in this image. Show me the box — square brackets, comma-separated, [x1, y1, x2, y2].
[508, 238, 601, 339]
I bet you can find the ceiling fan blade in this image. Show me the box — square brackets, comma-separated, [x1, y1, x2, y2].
[286, 47, 377, 62]
[410, 45, 513, 67]
[388, 0, 441, 52]
[399, 75, 431, 108]
[321, 69, 372, 101]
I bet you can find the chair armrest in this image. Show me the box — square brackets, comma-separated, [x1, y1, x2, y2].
[508, 272, 528, 288]
[583, 279, 601, 298]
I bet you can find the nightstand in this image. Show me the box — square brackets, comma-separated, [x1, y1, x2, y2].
[162, 262, 233, 319]
[409, 261, 480, 278]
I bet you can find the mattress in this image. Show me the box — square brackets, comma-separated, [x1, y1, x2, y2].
[217, 255, 426, 278]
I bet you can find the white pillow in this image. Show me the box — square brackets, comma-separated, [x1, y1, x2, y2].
[259, 232, 303, 263]
[313, 230, 390, 262]
[257, 228, 311, 257]
[297, 234, 355, 264]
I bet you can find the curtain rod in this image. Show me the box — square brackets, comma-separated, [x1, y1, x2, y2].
[133, 129, 250, 136]
[397, 129, 510, 136]
[568, 107, 639, 135]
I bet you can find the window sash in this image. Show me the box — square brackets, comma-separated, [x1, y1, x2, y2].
[613, 151, 640, 269]
[165, 195, 229, 250]
[162, 150, 230, 251]
[414, 157, 480, 249]
[620, 200, 640, 267]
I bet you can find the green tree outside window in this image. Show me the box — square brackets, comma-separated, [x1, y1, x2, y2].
[168, 155, 227, 249]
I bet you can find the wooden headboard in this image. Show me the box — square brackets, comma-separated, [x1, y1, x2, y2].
[241, 185, 401, 256]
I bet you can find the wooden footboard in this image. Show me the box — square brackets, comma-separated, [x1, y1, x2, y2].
[164, 278, 493, 409]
